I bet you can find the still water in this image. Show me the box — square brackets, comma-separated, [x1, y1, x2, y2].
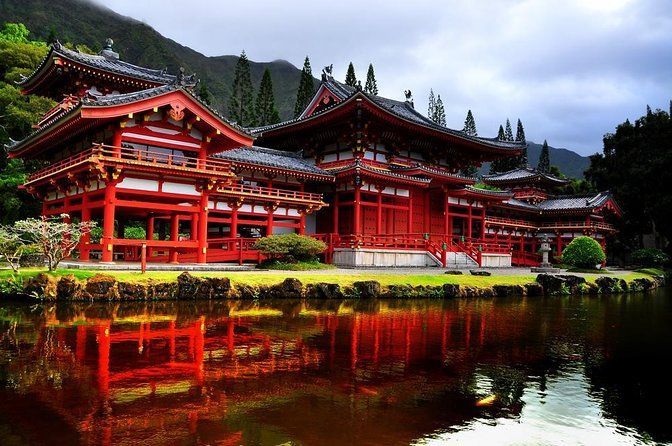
[0, 291, 670, 446]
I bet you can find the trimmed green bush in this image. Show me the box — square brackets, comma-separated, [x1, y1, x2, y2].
[562, 236, 606, 269]
[124, 226, 146, 240]
[253, 233, 327, 263]
[631, 248, 669, 267]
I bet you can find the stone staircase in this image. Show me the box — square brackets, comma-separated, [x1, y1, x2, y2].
[425, 250, 479, 268]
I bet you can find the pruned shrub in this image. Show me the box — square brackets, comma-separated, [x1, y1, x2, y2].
[562, 236, 606, 269]
[124, 226, 146, 240]
[631, 248, 669, 267]
[253, 234, 326, 263]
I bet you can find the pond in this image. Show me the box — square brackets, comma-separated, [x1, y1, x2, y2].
[0, 290, 670, 445]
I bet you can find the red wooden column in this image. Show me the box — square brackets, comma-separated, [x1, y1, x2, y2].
[298, 210, 307, 235]
[353, 183, 362, 236]
[146, 215, 154, 260]
[556, 233, 562, 256]
[266, 204, 276, 236]
[230, 202, 239, 237]
[480, 208, 486, 240]
[80, 191, 91, 261]
[407, 191, 414, 233]
[169, 214, 180, 264]
[101, 179, 118, 263]
[197, 192, 208, 263]
[376, 185, 383, 234]
[443, 189, 450, 238]
[467, 202, 473, 239]
[332, 191, 340, 233]
[112, 127, 122, 156]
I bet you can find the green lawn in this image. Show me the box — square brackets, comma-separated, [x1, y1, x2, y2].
[0, 267, 659, 289]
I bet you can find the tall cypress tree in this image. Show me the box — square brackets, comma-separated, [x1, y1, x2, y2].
[538, 139, 551, 173]
[364, 63, 378, 95]
[229, 50, 255, 126]
[504, 118, 514, 141]
[497, 125, 505, 141]
[294, 56, 315, 118]
[463, 110, 477, 136]
[434, 95, 446, 126]
[198, 82, 212, 106]
[345, 62, 357, 87]
[427, 89, 436, 121]
[516, 119, 527, 166]
[255, 68, 280, 126]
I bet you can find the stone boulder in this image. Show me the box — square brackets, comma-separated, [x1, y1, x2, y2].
[203, 277, 231, 299]
[460, 286, 495, 298]
[150, 281, 178, 300]
[235, 284, 259, 300]
[535, 274, 567, 295]
[524, 282, 544, 297]
[556, 275, 587, 294]
[469, 270, 491, 276]
[118, 281, 150, 300]
[176, 272, 203, 299]
[85, 274, 118, 300]
[262, 278, 303, 299]
[631, 277, 655, 291]
[56, 275, 83, 300]
[493, 284, 526, 297]
[24, 273, 57, 299]
[352, 281, 381, 298]
[442, 283, 461, 298]
[305, 282, 343, 299]
[444, 270, 463, 275]
[384, 284, 414, 299]
[595, 276, 621, 294]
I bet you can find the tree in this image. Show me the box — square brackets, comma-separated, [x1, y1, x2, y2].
[228, 50, 255, 126]
[345, 62, 357, 87]
[255, 68, 280, 126]
[497, 125, 505, 141]
[197, 82, 212, 106]
[538, 139, 550, 172]
[294, 56, 315, 118]
[0, 224, 25, 273]
[504, 118, 514, 141]
[463, 110, 477, 136]
[461, 165, 478, 177]
[364, 63, 378, 95]
[515, 119, 528, 166]
[562, 236, 606, 269]
[433, 95, 446, 126]
[13, 215, 95, 271]
[427, 89, 436, 121]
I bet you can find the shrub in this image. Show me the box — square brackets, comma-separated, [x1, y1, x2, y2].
[562, 236, 606, 269]
[253, 233, 327, 263]
[631, 248, 669, 267]
[124, 226, 146, 240]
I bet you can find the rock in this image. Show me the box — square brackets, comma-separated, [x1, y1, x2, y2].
[352, 281, 381, 298]
[585, 282, 599, 295]
[442, 283, 461, 298]
[557, 275, 586, 293]
[384, 284, 414, 298]
[618, 279, 629, 292]
[235, 284, 259, 300]
[461, 286, 495, 298]
[24, 273, 57, 299]
[524, 283, 544, 297]
[176, 272, 203, 299]
[444, 270, 463, 275]
[595, 276, 621, 294]
[493, 285, 526, 297]
[469, 270, 491, 276]
[85, 274, 118, 300]
[203, 277, 231, 299]
[262, 278, 303, 299]
[535, 274, 567, 295]
[118, 281, 149, 300]
[305, 282, 343, 299]
[56, 275, 82, 300]
[151, 281, 177, 300]
[631, 277, 655, 291]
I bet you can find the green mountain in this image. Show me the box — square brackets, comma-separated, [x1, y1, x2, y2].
[0, 0, 314, 120]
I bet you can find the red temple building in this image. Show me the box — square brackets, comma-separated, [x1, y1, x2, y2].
[8, 40, 621, 267]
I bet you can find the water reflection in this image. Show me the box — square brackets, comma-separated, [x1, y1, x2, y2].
[0, 292, 670, 445]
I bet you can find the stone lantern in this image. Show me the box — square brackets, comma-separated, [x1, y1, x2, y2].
[531, 233, 555, 272]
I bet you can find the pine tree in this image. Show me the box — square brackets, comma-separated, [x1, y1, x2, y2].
[515, 119, 527, 167]
[229, 50, 255, 126]
[198, 82, 212, 106]
[294, 56, 315, 118]
[427, 89, 436, 121]
[646, 104, 652, 116]
[364, 63, 378, 95]
[463, 110, 477, 136]
[504, 118, 514, 141]
[46, 26, 57, 45]
[497, 125, 505, 141]
[461, 165, 478, 177]
[345, 62, 357, 87]
[433, 95, 446, 126]
[538, 139, 550, 173]
[255, 68, 280, 126]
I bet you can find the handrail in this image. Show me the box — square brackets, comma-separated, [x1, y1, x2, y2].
[540, 221, 615, 230]
[484, 216, 537, 227]
[216, 183, 324, 203]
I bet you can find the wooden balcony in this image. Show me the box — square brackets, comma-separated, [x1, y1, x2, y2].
[26, 144, 235, 186]
[215, 183, 326, 206]
[484, 216, 537, 229]
[540, 221, 616, 232]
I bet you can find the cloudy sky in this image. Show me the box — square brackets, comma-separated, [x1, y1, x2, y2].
[94, 0, 671, 155]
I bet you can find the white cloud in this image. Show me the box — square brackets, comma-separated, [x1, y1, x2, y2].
[94, 0, 672, 155]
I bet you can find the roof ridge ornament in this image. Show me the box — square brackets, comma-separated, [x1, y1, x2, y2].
[404, 90, 414, 108]
[321, 64, 334, 81]
[99, 37, 119, 61]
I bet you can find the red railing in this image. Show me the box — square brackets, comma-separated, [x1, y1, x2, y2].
[216, 183, 324, 204]
[540, 221, 615, 231]
[206, 237, 263, 264]
[511, 250, 542, 267]
[27, 144, 234, 184]
[485, 216, 537, 228]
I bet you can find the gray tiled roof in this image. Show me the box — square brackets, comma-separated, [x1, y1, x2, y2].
[253, 78, 525, 151]
[483, 166, 568, 184]
[213, 146, 333, 178]
[502, 192, 615, 212]
[20, 42, 178, 86]
[502, 198, 543, 211]
[390, 163, 475, 182]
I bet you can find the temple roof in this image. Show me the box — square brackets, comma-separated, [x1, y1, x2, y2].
[19, 41, 185, 93]
[253, 78, 525, 153]
[482, 166, 569, 186]
[213, 146, 333, 180]
[388, 163, 476, 184]
[7, 84, 250, 156]
[501, 191, 620, 215]
[325, 159, 432, 186]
